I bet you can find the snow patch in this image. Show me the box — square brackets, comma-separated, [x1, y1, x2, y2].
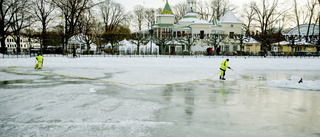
[267, 76, 320, 91]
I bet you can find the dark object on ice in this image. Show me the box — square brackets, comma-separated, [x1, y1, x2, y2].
[298, 78, 303, 83]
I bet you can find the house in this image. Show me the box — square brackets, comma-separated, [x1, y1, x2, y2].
[272, 24, 319, 55]
[272, 40, 316, 55]
[243, 36, 261, 55]
[1, 35, 40, 54]
[152, 0, 243, 54]
[67, 34, 97, 54]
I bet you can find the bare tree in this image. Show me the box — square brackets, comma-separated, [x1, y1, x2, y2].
[99, 0, 129, 32]
[133, 5, 145, 31]
[172, 2, 187, 24]
[197, 1, 211, 21]
[156, 8, 163, 15]
[293, 0, 301, 35]
[52, 0, 96, 55]
[154, 33, 172, 55]
[210, 0, 236, 20]
[242, 2, 256, 36]
[144, 8, 156, 29]
[91, 21, 104, 53]
[10, 0, 32, 54]
[33, 0, 55, 53]
[130, 33, 148, 55]
[252, 0, 288, 52]
[0, 0, 27, 54]
[76, 10, 96, 55]
[305, 0, 318, 41]
[202, 34, 227, 55]
[176, 34, 199, 55]
[98, 0, 130, 55]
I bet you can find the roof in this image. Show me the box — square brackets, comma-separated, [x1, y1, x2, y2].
[218, 10, 242, 24]
[286, 24, 319, 35]
[178, 12, 211, 25]
[243, 36, 260, 44]
[178, 17, 211, 25]
[271, 40, 314, 46]
[162, 1, 173, 15]
[183, 13, 198, 18]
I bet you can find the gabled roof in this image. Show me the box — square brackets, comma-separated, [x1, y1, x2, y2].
[161, 1, 173, 14]
[219, 10, 242, 24]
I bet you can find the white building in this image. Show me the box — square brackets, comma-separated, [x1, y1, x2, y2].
[152, 0, 243, 54]
[106, 39, 159, 55]
[0, 35, 41, 54]
[67, 34, 97, 54]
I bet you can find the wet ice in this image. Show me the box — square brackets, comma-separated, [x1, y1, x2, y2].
[0, 56, 320, 137]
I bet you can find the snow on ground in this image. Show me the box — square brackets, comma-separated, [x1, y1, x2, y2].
[1, 56, 320, 136]
[267, 76, 320, 91]
[2, 56, 319, 90]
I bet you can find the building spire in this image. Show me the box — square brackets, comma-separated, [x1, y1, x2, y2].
[161, 0, 173, 14]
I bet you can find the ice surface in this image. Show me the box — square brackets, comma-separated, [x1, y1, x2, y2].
[1, 56, 320, 136]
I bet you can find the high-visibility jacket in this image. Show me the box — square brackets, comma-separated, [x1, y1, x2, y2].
[36, 55, 43, 61]
[220, 60, 228, 70]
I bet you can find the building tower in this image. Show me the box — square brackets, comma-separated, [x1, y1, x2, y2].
[187, 0, 197, 13]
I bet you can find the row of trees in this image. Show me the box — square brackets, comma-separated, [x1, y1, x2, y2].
[0, 0, 319, 55]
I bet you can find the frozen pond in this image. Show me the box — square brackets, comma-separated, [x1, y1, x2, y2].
[0, 57, 320, 137]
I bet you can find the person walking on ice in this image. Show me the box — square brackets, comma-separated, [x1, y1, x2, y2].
[35, 54, 44, 69]
[220, 59, 231, 80]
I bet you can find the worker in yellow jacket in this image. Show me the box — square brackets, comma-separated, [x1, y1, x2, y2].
[220, 59, 231, 80]
[35, 54, 43, 69]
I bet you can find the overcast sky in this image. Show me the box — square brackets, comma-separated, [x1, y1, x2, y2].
[113, 0, 253, 13]
[92, 0, 310, 31]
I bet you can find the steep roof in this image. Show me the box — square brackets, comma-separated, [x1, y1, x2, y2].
[219, 10, 242, 24]
[162, 1, 173, 14]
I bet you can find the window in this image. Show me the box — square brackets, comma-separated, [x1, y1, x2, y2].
[224, 45, 230, 52]
[200, 30, 204, 39]
[231, 24, 234, 27]
[229, 32, 234, 39]
[233, 45, 238, 51]
[176, 47, 182, 52]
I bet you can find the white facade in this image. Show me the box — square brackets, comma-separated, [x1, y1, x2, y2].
[68, 34, 97, 54]
[152, 0, 243, 54]
[106, 39, 159, 55]
[1, 35, 40, 53]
